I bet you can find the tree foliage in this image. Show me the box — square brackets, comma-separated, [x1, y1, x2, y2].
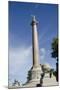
[51, 38, 58, 59]
[51, 37, 58, 81]
[27, 70, 31, 82]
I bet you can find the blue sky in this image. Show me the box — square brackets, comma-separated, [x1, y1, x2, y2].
[9, 1, 58, 84]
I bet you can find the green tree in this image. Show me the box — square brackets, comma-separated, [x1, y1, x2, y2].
[53, 70, 56, 77]
[27, 70, 31, 82]
[51, 38, 58, 59]
[51, 37, 58, 81]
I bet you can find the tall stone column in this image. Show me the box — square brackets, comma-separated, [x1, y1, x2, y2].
[25, 16, 42, 87]
[31, 16, 39, 67]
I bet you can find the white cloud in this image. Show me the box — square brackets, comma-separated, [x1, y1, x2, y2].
[9, 45, 32, 76]
[40, 48, 45, 54]
[40, 48, 46, 61]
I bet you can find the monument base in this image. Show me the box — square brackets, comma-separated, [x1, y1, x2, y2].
[23, 65, 42, 87]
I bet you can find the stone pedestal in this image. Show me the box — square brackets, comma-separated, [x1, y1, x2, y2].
[24, 65, 42, 87]
[28, 65, 42, 82]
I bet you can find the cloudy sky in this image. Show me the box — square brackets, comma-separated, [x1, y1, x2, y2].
[9, 1, 58, 84]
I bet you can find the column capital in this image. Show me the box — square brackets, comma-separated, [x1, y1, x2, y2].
[31, 16, 38, 26]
